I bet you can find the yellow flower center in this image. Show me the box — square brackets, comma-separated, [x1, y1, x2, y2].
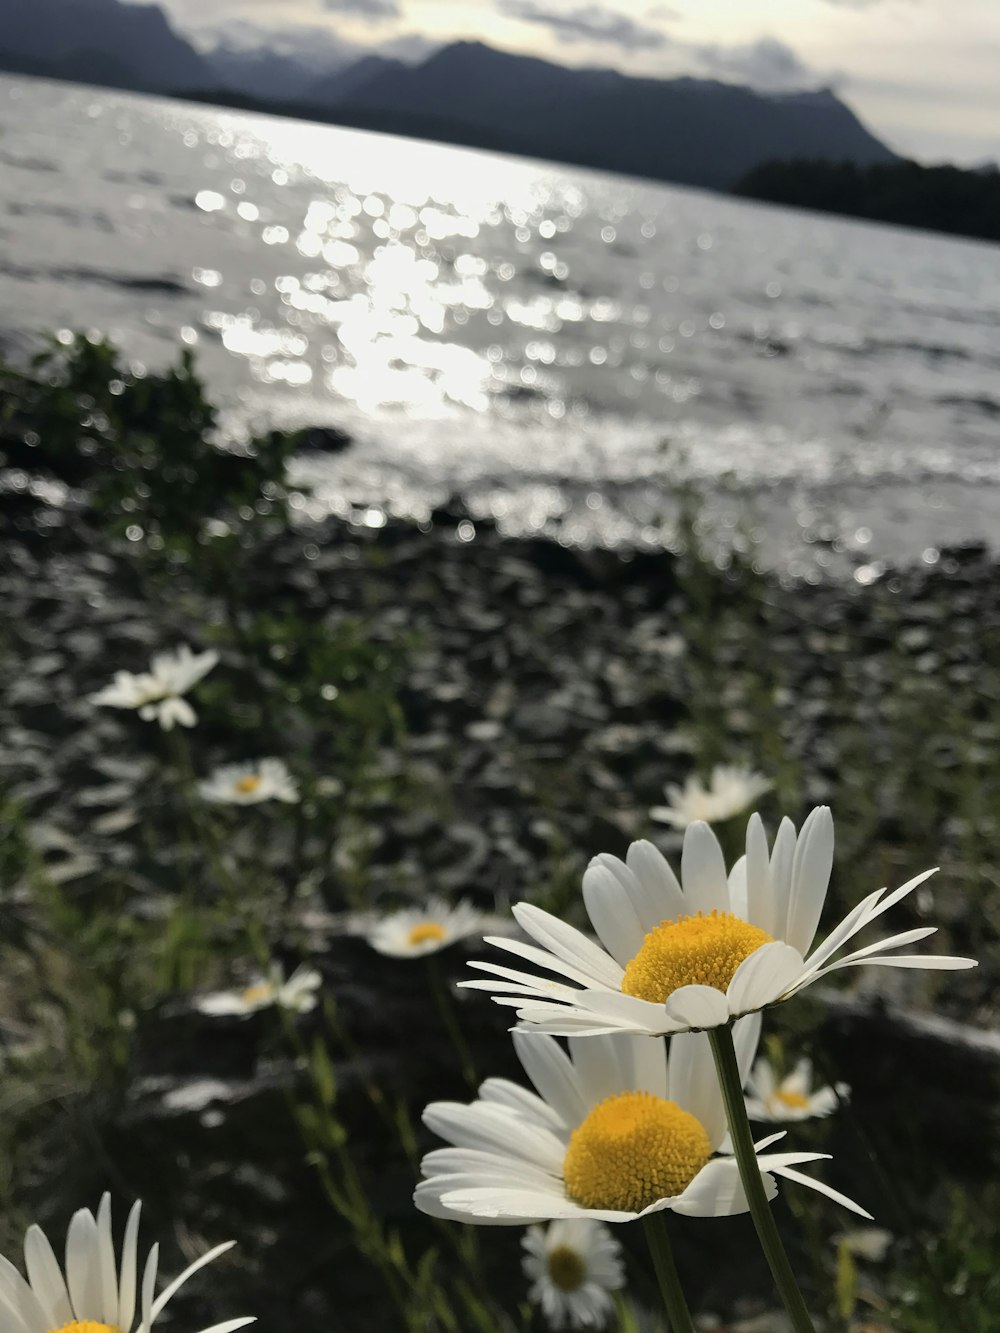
[241, 982, 274, 1004]
[49, 1324, 119, 1333]
[547, 1245, 587, 1292]
[563, 1091, 711, 1212]
[774, 1089, 811, 1111]
[235, 775, 263, 794]
[407, 922, 447, 946]
[621, 911, 774, 1003]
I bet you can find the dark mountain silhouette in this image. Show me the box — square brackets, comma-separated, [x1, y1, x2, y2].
[307, 54, 406, 105]
[209, 46, 339, 102]
[327, 42, 896, 189]
[0, 0, 211, 92]
[0, 6, 898, 195]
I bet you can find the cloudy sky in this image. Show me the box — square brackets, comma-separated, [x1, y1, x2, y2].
[151, 0, 1000, 164]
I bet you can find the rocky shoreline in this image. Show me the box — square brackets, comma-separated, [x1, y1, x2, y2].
[3, 481, 999, 1327]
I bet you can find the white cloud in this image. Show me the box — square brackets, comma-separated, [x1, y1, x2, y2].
[498, 1, 669, 51]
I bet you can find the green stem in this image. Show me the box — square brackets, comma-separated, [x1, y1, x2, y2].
[641, 1213, 696, 1333]
[708, 1025, 817, 1333]
[425, 954, 478, 1090]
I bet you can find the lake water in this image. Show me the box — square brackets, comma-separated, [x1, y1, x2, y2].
[2, 73, 1000, 578]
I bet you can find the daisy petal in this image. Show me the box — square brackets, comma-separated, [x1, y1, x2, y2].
[681, 823, 731, 915]
[668, 1031, 727, 1148]
[151, 1242, 236, 1322]
[768, 1166, 873, 1219]
[672, 1159, 775, 1217]
[663, 984, 730, 1030]
[511, 1032, 589, 1128]
[504, 911, 625, 988]
[785, 807, 833, 956]
[23, 1228, 73, 1330]
[582, 865, 647, 968]
[727, 942, 804, 1015]
[624, 842, 686, 925]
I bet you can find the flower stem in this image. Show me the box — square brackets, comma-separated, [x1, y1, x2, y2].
[642, 1213, 696, 1333]
[708, 1025, 817, 1333]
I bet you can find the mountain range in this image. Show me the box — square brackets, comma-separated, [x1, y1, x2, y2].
[0, 0, 898, 190]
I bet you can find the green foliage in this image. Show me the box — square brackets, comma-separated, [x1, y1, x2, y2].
[0, 333, 303, 556]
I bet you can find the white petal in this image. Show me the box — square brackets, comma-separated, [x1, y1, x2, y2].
[680, 823, 730, 915]
[464, 958, 580, 995]
[768, 1166, 873, 1219]
[414, 1180, 556, 1226]
[138, 1245, 156, 1333]
[0, 1254, 49, 1333]
[744, 813, 774, 933]
[478, 1077, 566, 1133]
[23, 1227, 73, 1330]
[769, 817, 797, 942]
[150, 1241, 236, 1322]
[582, 865, 647, 968]
[727, 856, 748, 920]
[671, 1159, 775, 1217]
[726, 942, 805, 1015]
[567, 1036, 629, 1110]
[118, 1201, 142, 1333]
[512, 1033, 588, 1128]
[798, 887, 889, 978]
[512, 905, 625, 989]
[785, 807, 834, 955]
[624, 842, 686, 925]
[816, 953, 976, 975]
[96, 1194, 118, 1327]
[492, 916, 624, 989]
[438, 1185, 627, 1224]
[732, 1012, 763, 1087]
[662, 984, 731, 1030]
[668, 1031, 726, 1148]
[420, 1148, 558, 1189]
[423, 1102, 565, 1171]
[193, 1319, 256, 1333]
[65, 1210, 101, 1322]
[617, 1034, 668, 1100]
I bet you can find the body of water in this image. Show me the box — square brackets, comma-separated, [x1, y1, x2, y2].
[2, 74, 1000, 577]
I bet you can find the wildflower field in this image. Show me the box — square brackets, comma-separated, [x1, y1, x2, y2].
[1, 336, 999, 1332]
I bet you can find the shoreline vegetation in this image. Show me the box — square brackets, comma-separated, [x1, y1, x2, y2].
[3, 336, 1000, 1327]
[735, 158, 1000, 246]
[3, 61, 998, 247]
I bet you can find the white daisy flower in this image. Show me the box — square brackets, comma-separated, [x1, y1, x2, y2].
[195, 963, 321, 1017]
[90, 645, 218, 730]
[650, 765, 772, 829]
[522, 1218, 625, 1330]
[463, 807, 975, 1039]
[745, 1057, 848, 1122]
[197, 758, 299, 805]
[0, 1192, 253, 1333]
[415, 1021, 870, 1226]
[365, 898, 493, 958]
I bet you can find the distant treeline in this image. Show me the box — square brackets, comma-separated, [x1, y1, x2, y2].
[735, 158, 1000, 244]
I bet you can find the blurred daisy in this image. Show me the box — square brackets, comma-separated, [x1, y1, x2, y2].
[416, 1020, 869, 1226]
[650, 765, 772, 829]
[463, 807, 975, 1038]
[522, 1219, 625, 1330]
[90, 645, 218, 730]
[745, 1057, 848, 1122]
[0, 1191, 253, 1333]
[366, 898, 492, 957]
[196, 963, 321, 1017]
[198, 758, 299, 804]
